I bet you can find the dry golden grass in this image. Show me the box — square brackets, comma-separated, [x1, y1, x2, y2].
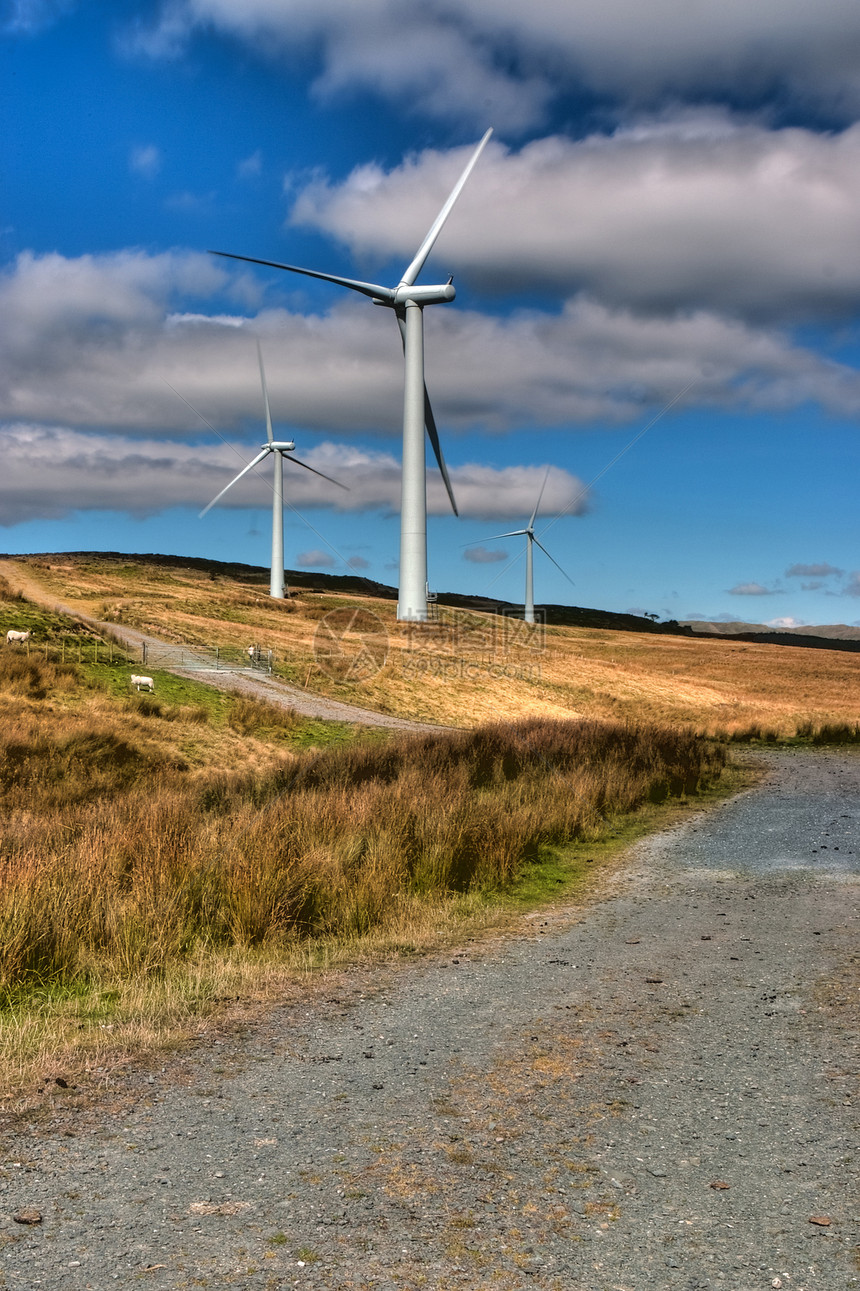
[0, 634, 729, 1096]
[1, 701, 723, 994]
[4, 553, 860, 736]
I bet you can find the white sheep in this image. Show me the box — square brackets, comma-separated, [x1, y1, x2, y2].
[5, 629, 31, 645]
[130, 674, 155, 692]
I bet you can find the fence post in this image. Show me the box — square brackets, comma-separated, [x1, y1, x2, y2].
[215, 646, 219, 669]
[142, 642, 147, 666]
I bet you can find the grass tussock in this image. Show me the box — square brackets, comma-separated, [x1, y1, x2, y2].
[795, 720, 860, 745]
[227, 695, 299, 736]
[0, 649, 80, 700]
[0, 709, 724, 999]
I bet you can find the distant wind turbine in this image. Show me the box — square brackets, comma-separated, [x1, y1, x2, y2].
[484, 468, 575, 624]
[200, 342, 347, 600]
[209, 128, 493, 622]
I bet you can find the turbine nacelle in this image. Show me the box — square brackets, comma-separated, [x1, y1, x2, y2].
[393, 282, 456, 306]
[267, 441, 296, 452]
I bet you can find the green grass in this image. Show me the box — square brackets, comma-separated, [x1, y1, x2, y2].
[83, 663, 380, 750]
[0, 603, 95, 641]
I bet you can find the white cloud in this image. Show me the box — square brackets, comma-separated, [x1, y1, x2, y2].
[131, 0, 860, 128]
[5, 250, 860, 437]
[2, 0, 73, 36]
[728, 582, 779, 596]
[768, 616, 807, 628]
[291, 123, 860, 321]
[0, 425, 589, 524]
[237, 150, 262, 179]
[129, 144, 162, 179]
[346, 555, 369, 570]
[842, 572, 860, 597]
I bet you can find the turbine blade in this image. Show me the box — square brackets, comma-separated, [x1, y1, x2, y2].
[398, 128, 493, 288]
[424, 387, 458, 516]
[528, 465, 551, 530]
[199, 448, 272, 517]
[534, 537, 576, 589]
[209, 251, 394, 302]
[257, 340, 274, 444]
[481, 530, 528, 541]
[395, 307, 408, 351]
[288, 456, 350, 490]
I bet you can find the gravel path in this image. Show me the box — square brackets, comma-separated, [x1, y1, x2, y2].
[1, 749, 857, 1290]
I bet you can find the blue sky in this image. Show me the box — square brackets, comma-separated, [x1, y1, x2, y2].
[2, 0, 860, 625]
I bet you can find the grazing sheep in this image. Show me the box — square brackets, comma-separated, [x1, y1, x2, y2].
[130, 674, 155, 692]
[5, 629, 31, 645]
[247, 644, 256, 661]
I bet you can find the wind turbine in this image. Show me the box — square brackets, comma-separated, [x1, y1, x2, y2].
[484, 469, 575, 624]
[209, 129, 493, 622]
[200, 342, 347, 600]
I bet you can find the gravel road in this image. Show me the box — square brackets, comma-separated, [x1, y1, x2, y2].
[1, 748, 857, 1290]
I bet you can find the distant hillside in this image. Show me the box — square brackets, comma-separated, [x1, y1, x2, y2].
[4, 550, 860, 737]
[684, 619, 860, 643]
[5, 550, 860, 653]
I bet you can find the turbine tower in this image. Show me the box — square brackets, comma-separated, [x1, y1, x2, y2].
[209, 129, 493, 622]
[485, 469, 575, 624]
[200, 342, 346, 599]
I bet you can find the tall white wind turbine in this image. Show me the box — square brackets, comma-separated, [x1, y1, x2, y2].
[200, 342, 347, 600]
[485, 469, 576, 624]
[209, 129, 493, 622]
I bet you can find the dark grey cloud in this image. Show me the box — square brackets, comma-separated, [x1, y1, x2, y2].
[786, 562, 844, 578]
[464, 545, 508, 563]
[133, 1, 860, 129]
[296, 549, 335, 568]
